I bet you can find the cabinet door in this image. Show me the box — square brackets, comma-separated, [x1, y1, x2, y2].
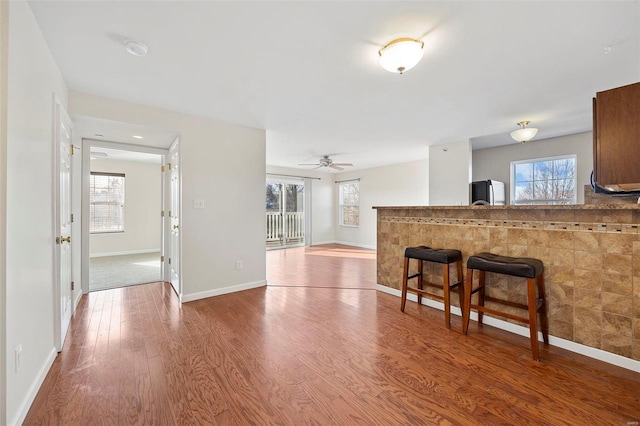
[594, 82, 640, 188]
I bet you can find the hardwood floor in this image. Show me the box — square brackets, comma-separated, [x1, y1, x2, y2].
[25, 245, 640, 425]
[266, 244, 377, 289]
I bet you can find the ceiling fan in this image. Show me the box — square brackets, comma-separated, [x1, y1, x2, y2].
[298, 155, 353, 171]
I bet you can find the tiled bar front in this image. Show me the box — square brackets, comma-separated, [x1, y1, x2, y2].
[375, 205, 640, 361]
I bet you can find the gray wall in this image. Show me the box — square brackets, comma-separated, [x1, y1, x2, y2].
[472, 132, 592, 204]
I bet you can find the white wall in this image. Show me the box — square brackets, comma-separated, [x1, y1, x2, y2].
[472, 132, 593, 204]
[0, 1, 8, 422]
[69, 92, 266, 302]
[89, 159, 161, 256]
[428, 140, 472, 206]
[265, 165, 335, 245]
[335, 159, 429, 249]
[5, 3, 68, 424]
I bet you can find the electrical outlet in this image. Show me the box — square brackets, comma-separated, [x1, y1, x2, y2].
[15, 345, 22, 373]
[235, 260, 243, 270]
[193, 199, 205, 209]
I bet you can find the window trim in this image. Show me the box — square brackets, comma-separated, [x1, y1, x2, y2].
[338, 180, 360, 228]
[90, 171, 126, 234]
[510, 154, 577, 205]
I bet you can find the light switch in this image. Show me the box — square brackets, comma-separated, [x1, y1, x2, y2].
[193, 199, 205, 209]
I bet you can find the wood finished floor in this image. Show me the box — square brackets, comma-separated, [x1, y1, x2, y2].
[266, 244, 377, 289]
[25, 245, 640, 425]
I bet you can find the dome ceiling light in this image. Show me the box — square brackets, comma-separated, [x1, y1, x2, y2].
[124, 39, 149, 57]
[378, 38, 424, 74]
[510, 121, 539, 143]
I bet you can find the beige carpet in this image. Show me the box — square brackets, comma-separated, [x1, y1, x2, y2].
[90, 252, 162, 291]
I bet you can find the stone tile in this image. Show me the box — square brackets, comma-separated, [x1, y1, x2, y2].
[601, 274, 633, 295]
[525, 246, 550, 266]
[634, 318, 640, 339]
[602, 333, 632, 357]
[601, 233, 634, 255]
[508, 245, 528, 258]
[574, 269, 601, 291]
[549, 265, 574, 285]
[574, 308, 602, 348]
[549, 320, 573, 340]
[549, 282, 574, 302]
[603, 254, 633, 276]
[574, 232, 601, 251]
[547, 230, 574, 249]
[574, 250, 602, 271]
[574, 210, 603, 224]
[633, 339, 640, 361]
[549, 248, 574, 267]
[634, 240, 640, 254]
[545, 209, 576, 223]
[507, 228, 528, 245]
[489, 228, 508, 245]
[549, 301, 574, 323]
[603, 210, 633, 224]
[575, 289, 602, 310]
[602, 312, 632, 337]
[472, 227, 490, 241]
[634, 254, 640, 277]
[524, 229, 550, 247]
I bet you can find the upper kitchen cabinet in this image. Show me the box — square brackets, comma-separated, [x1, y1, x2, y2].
[593, 81, 640, 191]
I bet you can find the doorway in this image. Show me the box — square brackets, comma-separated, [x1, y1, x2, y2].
[266, 178, 305, 249]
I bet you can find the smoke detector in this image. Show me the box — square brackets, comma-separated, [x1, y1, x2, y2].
[124, 40, 148, 57]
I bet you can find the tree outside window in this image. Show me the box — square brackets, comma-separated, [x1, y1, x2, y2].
[90, 172, 125, 233]
[339, 181, 359, 227]
[511, 156, 576, 205]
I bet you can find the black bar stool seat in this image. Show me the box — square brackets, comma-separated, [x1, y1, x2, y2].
[401, 246, 464, 329]
[462, 252, 549, 360]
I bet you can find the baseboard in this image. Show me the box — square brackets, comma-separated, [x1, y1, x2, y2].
[89, 249, 160, 258]
[334, 240, 376, 250]
[309, 240, 336, 246]
[11, 347, 57, 426]
[182, 280, 267, 303]
[376, 284, 640, 373]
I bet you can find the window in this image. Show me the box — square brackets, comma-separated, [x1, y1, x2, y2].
[339, 181, 359, 227]
[90, 172, 125, 233]
[511, 155, 577, 205]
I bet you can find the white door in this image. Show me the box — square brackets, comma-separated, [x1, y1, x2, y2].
[169, 138, 181, 296]
[55, 100, 73, 351]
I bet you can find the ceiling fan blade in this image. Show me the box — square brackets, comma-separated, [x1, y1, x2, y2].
[312, 165, 324, 170]
[298, 163, 321, 166]
[332, 163, 353, 167]
[330, 165, 344, 171]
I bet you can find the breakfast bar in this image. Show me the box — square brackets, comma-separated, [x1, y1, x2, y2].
[375, 202, 640, 362]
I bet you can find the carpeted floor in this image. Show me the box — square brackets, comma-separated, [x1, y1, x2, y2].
[90, 252, 162, 291]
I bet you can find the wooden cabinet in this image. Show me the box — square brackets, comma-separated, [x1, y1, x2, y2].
[593, 81, 640, 190]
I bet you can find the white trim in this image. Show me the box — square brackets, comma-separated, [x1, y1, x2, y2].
[310, 240, 336, 246]
[334, 240, 376, 250]
[376, 284, 640, 373]
[11, 347, 57, 426]
[89, 248, 160, 258]
[181, 280, 266, 303]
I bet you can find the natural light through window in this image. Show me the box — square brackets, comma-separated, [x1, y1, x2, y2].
[339, 181, 359, 227]
[90, 172, 125, 233]
[511, 155, 577, 205]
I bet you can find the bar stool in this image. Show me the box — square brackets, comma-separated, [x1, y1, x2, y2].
[401, 246, 464, 329]
[462, 252, 549, 360]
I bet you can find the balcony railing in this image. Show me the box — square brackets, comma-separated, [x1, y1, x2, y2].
[266, 211, 304, 243]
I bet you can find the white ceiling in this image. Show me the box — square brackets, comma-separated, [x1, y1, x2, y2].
[29, 1, 640, 172]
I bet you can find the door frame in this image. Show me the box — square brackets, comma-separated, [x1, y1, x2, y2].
[265, 177, 306, 249]
[80, 139, 170, 295]
[167, 137, 181, 298]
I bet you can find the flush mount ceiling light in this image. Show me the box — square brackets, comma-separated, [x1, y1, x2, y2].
[124, 39, 148, 57]
[378, 38, 424, 74]
[510, 121, 539, 143]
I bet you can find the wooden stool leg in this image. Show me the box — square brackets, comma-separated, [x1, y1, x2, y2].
[462, 268, 473, 335]
[401, 257, 409, 312]
[527, 277, 540, 361]
[537, 273, 549, 344]
[442, 263, 451, 329]
[456, 261, 464, 312]
[417, 260, 424, 306]
[477, 270, 486, 325]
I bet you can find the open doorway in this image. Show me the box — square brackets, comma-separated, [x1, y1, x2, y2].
[88, 147, 163, 291]
[266, 177, 305, 249]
